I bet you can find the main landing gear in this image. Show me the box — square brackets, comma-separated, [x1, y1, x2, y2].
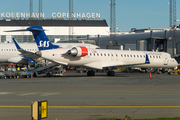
[87, 70, 95, 76]
[107, 71, 115, 76]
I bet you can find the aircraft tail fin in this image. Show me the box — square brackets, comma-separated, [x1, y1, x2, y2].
[12, 38, 21, 50]
[5, 26, 60, 51]
[27, 26, 59, 51]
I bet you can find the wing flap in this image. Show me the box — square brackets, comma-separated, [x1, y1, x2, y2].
[102, 54, 150, 69]
[102, 62, 148, 69]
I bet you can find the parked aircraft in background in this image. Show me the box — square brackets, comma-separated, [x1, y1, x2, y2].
[13, 26, 178, 76]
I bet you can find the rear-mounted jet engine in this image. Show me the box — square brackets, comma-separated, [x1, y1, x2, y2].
[67, 46, 88, 57]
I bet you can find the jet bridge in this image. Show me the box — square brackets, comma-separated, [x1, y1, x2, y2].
[150, 37, 168, 52]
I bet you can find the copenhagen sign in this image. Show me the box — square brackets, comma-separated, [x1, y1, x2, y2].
[0, 12, 100, 19]
[52, 12, 100, 19]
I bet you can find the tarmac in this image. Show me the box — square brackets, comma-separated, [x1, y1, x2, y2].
[0, 71, 180, 120]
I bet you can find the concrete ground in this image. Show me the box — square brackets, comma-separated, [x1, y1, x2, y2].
[0, 71, 180, 120]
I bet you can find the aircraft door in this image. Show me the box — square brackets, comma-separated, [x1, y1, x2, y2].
[111, 53, 114, 61]
[115, 53, 119, 61]
[164, 55, 168, 65]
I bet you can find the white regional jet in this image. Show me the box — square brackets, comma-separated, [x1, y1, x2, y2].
[13, 26, 178, 76]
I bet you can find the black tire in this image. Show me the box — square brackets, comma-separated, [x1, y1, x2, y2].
[46, 73, 51, 77]
[107, 71, 115, 76]
[33, 73, 37, 77]
[87, 71, 95, 76]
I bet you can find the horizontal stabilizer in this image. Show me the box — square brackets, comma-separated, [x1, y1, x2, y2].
[27, 26, 45, 31]
[4, 26, 46, 32]
[4, 29, 27, 32]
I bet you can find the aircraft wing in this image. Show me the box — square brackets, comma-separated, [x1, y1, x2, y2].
[102, 54, 150, 69]
[84, 54, 150, 70]
[102, 62, 148, 70]
[13, 38, 43, 63]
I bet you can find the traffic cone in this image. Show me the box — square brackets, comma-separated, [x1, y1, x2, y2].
[149, 72, 152, 78]
[64, 68, 66, 73]
[31, 73, 33, 79]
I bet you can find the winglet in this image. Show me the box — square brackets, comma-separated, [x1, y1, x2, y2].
[145, 54, 150, 64]
[12, 38, 21, 50]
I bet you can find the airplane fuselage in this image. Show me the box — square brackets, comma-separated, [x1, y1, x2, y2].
[40, 48, 178, 69]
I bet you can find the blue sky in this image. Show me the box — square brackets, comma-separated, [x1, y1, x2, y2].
[0, 0, 180, 32]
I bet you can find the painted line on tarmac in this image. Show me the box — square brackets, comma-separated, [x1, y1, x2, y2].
[0, 106, 30, 108]
[19, 92, 38, 96]
[0, 106, 180, 108]
[49, 106, 180, 108]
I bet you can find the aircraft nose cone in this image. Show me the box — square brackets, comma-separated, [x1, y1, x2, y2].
[35, 51, 42, 57]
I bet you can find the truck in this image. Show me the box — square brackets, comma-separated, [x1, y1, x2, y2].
[17, 70, 32, 78]
[32, 64, 64, 77]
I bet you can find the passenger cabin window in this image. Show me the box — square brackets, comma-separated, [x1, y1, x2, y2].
[121, 54, 123, 57]
[104, 53, 106, 56]
[124, 54, 126, 57]
[140, 55, 142, 58]
[101, 53, 103, 56]
[143, 55, 145, 58]
[127, 54, 129, 57]
[137, 55, 139, 57]
[134, 55, 136, 57]
[130, 55, 132, 57]
[97, 53, 99, 56]
[108, 54, 110, 56]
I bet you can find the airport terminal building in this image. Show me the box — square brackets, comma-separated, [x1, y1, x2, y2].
[0, 19, 109, 43]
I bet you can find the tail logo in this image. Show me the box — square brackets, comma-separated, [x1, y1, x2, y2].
[38, 41, 50, 48]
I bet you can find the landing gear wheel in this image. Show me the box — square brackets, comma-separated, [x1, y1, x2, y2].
[107, 71, 115, 76]
[87, 71, 95, 76]
[33, 72, 37, 77]
[46, 73, 51, 77]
